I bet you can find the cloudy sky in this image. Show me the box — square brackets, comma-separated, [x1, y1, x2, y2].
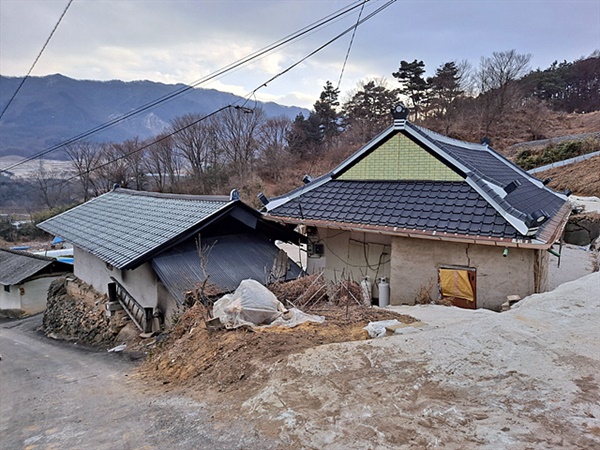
[1, 0, 598, 108]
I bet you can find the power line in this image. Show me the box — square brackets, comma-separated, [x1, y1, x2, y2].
[246, 0, 396, 100]
[0, 0, 74, 121]
[337, 1, 366, 91]
[0, 0, 369, 173]
[3, 0, 396, 204]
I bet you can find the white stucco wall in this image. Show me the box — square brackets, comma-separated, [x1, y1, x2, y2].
[390, 236, 537, 311]
[306, 228, 391, 299]
[74, 247, 159, 309]
[0, 277, 60, 315]
[0, 284, 22, 310]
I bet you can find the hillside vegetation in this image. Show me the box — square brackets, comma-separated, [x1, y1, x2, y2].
[0, 51, 598, 215]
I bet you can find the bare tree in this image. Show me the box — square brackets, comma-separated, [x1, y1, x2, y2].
[477, 50, 532, 135]
[213, 106, 267, 178]
[144, 134, 182, 192]
[96, 142, 131, 191]
[65, 141, 103, 201]
[256, 116, 292, 182]
[116, 138, 146, 190]
[171, 114, 223, 194]
[32, 160, 69, 209]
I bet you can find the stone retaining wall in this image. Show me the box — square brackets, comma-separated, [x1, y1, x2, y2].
[564, 213, 600, 246]
[43, 276, 130, 348]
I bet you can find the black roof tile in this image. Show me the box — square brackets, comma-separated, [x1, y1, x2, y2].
[270, 180, 521, 238]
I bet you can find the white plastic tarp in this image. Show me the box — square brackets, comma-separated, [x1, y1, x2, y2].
[213, 279, 324, 329]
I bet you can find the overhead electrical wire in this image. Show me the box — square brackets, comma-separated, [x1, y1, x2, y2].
[0, 0, 371, 173]
[0, 0, 74, 121]
[3, 0, 396, 202]
[337, 0, 366, 91]
[245, 0, 396, 102]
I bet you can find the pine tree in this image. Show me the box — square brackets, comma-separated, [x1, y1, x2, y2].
[392, 59, 428, 118]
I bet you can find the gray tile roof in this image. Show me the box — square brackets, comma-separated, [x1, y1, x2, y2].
[151, 233, 302, 304]
[0, 249, 58, 285]
[267, 120, 569, 244]
[38, 189, 234, 269]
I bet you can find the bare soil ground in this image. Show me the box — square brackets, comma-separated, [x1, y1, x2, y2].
[138, 301, 415, 393]
[137, 273, 600, 449]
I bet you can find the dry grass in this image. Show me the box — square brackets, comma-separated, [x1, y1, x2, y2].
[536, 155, 600, 197]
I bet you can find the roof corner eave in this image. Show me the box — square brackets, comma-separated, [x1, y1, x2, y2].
[463, 175, 531, 236]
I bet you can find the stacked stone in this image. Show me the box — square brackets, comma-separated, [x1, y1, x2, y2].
[564, 213, 600, 246]
[43, 277, 129, 347]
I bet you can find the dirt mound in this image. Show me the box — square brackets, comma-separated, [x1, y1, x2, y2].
[138, 301, 415, 394]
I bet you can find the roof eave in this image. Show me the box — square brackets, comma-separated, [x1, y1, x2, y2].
[266, 215, 549, 249]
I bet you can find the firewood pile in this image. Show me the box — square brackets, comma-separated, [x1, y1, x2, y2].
[268, 273, 365, 310]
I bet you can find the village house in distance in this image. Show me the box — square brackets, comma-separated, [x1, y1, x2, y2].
[264, 105, 571, 311]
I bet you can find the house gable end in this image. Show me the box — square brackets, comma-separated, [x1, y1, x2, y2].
[336, 133, 463, 182]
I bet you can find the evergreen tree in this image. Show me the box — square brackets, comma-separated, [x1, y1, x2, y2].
[313, 80, 341, 141]
[392, 59, 428, 118]
[342, 79, 400, 143]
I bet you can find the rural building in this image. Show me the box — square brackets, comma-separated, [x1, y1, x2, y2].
[38, 188, 302, 326]
[0, 248, 72, 315]
[264, 106, 571, 310]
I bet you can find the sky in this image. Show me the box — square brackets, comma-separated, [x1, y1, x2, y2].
[0, 0, 598, 109]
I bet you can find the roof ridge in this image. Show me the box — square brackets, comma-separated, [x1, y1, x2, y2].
[114, 188, 231, 202]
[409, 123, 486, 151]
[0, 247, 56, 262]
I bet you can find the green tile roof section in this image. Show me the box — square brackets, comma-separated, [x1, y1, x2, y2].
[338, 134, 463, 182]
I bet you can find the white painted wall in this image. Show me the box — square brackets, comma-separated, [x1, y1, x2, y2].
[0, 285, 21, 310]
[0, 277, 60, 315]
[74, 247, 159, 309]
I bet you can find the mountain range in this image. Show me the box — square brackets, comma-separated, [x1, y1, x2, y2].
[0, 74, 308, 159]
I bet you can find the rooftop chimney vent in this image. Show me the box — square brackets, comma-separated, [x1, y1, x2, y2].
[504, 179, 521, 195]
[302, 174, 313, 184]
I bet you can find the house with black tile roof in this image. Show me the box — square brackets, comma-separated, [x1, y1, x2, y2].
[264, 106, 572, 310]
[38, 188, 302, 326]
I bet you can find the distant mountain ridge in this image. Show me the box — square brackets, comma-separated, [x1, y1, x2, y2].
[0, 74, 308, 159]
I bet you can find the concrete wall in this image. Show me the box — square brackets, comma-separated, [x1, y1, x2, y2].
[74, 247, 159, 309]
[0, 276, 60, 315]
[306, 228, 391, 299]
[19, 277, 58, 315]
[390, 236, 537, 310]
[0, 284, 22, 310]
[306, 229, 541, 311]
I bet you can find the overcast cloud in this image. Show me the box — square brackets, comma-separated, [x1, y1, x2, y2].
[0, 0, 598, 108]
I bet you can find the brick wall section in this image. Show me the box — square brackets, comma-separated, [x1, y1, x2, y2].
[339, 134, 463, 181]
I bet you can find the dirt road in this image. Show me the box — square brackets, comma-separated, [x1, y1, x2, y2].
[0, 315, 271, 450]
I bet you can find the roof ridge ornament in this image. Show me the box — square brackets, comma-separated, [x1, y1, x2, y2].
[392, 104, 409, 128]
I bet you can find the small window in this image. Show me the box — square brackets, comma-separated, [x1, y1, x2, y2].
[3, 285, 9, 293]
